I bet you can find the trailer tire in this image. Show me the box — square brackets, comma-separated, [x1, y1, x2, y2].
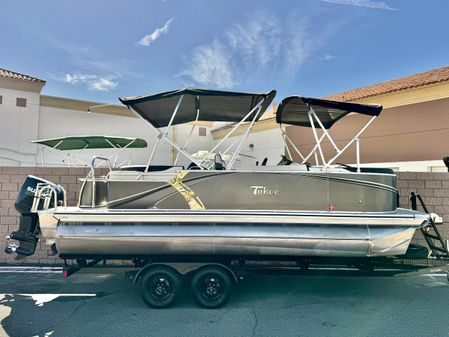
[190, 266, 232, 309]
[140, 266, 182, 309]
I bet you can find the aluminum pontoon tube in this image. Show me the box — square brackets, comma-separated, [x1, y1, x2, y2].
[38, 208, 433, 258]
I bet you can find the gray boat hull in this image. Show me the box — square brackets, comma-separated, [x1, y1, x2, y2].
[38, 208, 430, 258]
[79, 169, 398, 212]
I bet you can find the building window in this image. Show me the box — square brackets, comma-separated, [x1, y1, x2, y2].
[16, 97, 27, 107]
[198, 127, 207, 136]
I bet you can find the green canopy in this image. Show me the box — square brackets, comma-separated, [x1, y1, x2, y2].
[32, 136, 147, 150]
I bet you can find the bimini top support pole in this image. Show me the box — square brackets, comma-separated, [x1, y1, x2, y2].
[280, 125, 305, 162]
[200, 100, 264, 167]
[143, 95, 189, 172]
[307, 105, 326, 166]
[227, 101, 264, 169]
[323, 115, 377, 170]
[174, 95, 200, 165]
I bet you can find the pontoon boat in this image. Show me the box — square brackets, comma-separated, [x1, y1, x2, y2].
[5, 88, 441, 261]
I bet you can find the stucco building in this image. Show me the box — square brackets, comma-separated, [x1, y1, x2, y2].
[212, 66, 449, 172]
[0, 68, 215, 169]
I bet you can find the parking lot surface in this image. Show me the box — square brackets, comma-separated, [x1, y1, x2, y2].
[1, 269, 449, 337]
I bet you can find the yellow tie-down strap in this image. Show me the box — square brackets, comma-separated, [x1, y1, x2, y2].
[167, 170, 205, 210]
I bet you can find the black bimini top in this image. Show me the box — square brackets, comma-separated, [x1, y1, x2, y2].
[276, 96, 382, 129]
[119, 88, 276, 128]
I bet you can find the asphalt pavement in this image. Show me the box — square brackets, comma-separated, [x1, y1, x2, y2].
[1, 268, 449, 337]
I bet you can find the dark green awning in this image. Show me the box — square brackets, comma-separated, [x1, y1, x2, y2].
[32, 136, 147, 150]
[119, 88, 276, 128]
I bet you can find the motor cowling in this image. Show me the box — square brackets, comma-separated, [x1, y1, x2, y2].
[6, 175, 64, 258]
[15, 175, 65, 214]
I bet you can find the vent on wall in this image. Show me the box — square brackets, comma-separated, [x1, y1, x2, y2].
[16, 97, 27, 107]
[0, 95, 2, 104]
[199, 127, 207, 137]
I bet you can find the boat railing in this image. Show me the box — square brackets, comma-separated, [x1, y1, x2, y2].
[31, 182, 67, 213]
[82, 156, 113, 208]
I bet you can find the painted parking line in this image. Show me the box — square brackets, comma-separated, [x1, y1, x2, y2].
[420, 273, 448, 277]
[0, 266, 62, 273]
[1, 293, 98, 306]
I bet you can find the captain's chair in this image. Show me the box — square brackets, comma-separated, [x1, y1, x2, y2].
[214, 154, 225, 170]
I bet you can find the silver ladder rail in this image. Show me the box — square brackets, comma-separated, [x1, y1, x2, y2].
[411, 193, 449, 259]
[31, 182, 67, 212]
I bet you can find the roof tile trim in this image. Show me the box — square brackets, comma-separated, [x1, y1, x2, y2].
[0, 67, 46, 83]
[324, 66, 449, 102]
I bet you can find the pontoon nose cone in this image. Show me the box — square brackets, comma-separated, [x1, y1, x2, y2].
[431, 213, 443, 224]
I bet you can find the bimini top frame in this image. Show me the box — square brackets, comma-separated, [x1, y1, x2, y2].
[276, 96, 382, 172]
[32, 135, 147, 168]
[120, 88, 276, 171]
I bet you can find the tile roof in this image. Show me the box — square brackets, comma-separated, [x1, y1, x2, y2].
[0, 67, 45, 83]
[324, 66, 449, 102]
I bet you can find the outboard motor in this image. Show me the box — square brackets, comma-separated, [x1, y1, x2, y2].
[5, 175, 65, 258]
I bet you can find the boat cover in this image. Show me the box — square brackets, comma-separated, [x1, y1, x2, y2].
[32, 136, 147, 150]
[276, 96, 382, 129]
[119, 88, 276, 128]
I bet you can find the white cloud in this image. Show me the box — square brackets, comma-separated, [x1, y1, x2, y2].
[321, 0, 397, 11]
[183, 12, 319, 89]
[226, 14, 282, 66]
[88, 78, 118, 91]
[64, 73, 118, 92]
[321, 53, 336, 60]
[183, 41, 235, 89]
[283, 20, 314, 73]
[138, 18, 174, 47]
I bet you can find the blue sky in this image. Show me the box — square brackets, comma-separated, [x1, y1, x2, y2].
[1, 0, 449, 104]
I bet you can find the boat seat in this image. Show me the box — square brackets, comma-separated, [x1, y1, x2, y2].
[277, 155, 293, 166]
[214, 154, 225, 170]
[188, 162, 201, 170]
[340, 165, 395, 174]
[79, 179, 108, 207]
[359, 167, 395, 174]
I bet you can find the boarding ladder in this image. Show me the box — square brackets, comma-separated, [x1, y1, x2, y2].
[411, 192, 449, 259]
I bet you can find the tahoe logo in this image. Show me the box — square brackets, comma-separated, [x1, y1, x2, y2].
[250, 185, 279, 196]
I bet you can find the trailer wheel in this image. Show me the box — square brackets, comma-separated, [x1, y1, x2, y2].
[190, 266, 232, 309]
[140, 266, 182, 309]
